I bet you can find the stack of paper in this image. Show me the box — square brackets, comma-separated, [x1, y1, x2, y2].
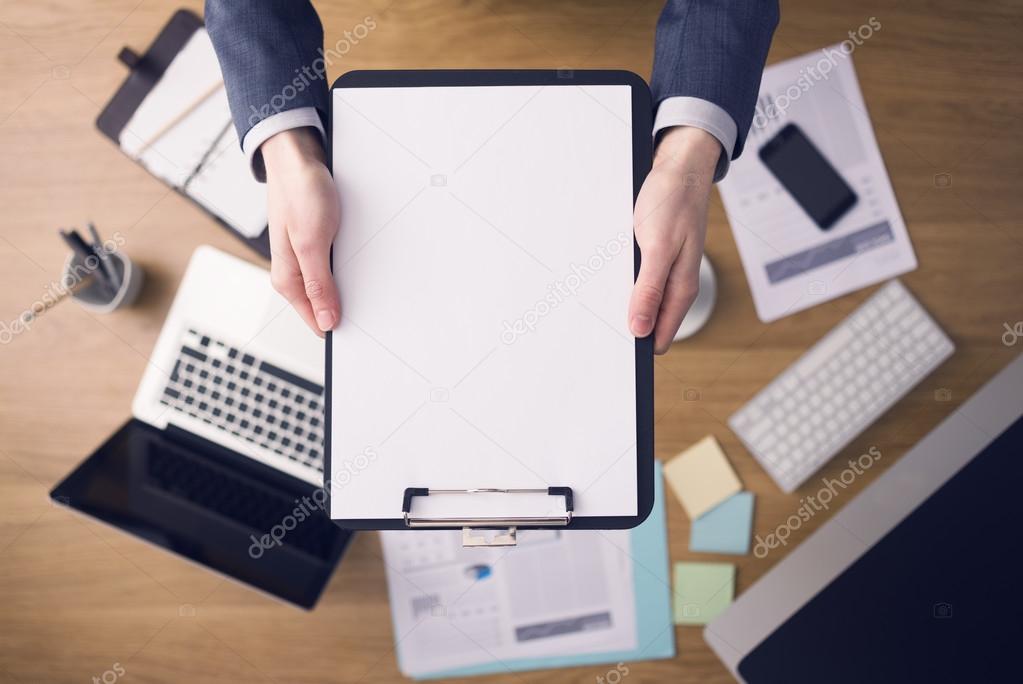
[380, 463, 675, 679]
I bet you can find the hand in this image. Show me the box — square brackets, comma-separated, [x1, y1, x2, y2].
[262, 128, 341, 336]
[628, 126, 720, 353]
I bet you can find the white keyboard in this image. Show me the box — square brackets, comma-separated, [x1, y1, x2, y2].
[729, 280, 955, 493]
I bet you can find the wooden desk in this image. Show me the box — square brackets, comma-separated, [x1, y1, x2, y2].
[1, 1, 1020, 681]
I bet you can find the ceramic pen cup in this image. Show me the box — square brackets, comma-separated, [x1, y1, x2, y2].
[60, 248, 144, 313]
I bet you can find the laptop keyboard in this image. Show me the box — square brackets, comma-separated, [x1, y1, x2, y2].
[145, 440, 338, 561]
[158, 329, 325, 475]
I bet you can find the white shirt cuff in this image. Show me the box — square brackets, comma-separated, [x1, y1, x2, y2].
[653, 96, 738, 182]
[241, 107, 326, 182]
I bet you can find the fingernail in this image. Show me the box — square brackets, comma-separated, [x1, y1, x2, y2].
[631, 314, 653, 337]
[316, 310, 336, 331]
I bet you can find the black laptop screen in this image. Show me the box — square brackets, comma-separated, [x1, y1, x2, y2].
[50, 420, 351, 609]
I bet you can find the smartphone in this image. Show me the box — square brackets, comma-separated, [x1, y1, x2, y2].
[759, 124, 857, 230]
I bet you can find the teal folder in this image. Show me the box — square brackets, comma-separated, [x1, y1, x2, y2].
[414, 461, 675, 679]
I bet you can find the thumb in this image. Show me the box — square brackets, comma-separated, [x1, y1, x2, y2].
[292, 236, 340, 332]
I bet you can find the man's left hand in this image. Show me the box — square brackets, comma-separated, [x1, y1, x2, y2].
[629, 126, 720, 354]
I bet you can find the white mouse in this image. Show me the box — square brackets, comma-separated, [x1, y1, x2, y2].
[673, 254, 717, 341]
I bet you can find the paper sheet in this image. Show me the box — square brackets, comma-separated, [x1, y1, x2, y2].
[119, 30, 267, 238]
[381, 529, 637, 677]
[329, 84, 639, 521]
[664, 436, 742, 520]
[719, 45, 917, 322]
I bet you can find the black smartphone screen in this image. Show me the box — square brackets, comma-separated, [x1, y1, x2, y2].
[759, 124, 857, 230]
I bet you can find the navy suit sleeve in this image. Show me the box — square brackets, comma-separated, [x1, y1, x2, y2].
[205, 0, 329, 145]
[651, 0, 779, 160]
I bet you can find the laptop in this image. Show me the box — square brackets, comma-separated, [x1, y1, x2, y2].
[705, 353, 1023, 682]
[50, 246, 352, 609]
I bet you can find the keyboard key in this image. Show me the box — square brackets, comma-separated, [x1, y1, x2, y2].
[259, 360, 324, 395]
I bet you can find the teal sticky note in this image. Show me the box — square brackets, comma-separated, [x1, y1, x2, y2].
[689, 491, 755, 555]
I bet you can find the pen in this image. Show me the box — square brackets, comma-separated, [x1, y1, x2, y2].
[59, 229, 114, 296]
[87, 222, 120, 290]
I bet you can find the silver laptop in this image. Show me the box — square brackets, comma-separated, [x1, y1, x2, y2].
[133, 245, 325, 484]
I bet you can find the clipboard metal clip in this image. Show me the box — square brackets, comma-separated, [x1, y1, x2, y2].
[402, 487, 574, 547]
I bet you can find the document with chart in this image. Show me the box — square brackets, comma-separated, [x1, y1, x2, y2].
[719, 45, 917, 322]
[380, 529, 637, 677]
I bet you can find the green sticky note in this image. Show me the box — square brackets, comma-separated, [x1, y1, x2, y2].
[673, 562, 735, 625]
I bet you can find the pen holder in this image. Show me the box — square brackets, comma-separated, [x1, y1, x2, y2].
[61, 249, 144, 313]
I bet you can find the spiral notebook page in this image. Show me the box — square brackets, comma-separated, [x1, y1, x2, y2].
[329, 84, 638, 521]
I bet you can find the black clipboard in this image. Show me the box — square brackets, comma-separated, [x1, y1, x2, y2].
[95, 9, 271, 260]
[323, 70, 655, 539]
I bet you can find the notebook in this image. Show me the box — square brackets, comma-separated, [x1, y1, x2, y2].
[97, 11, 270, 256]
[118, 29, 266, 239]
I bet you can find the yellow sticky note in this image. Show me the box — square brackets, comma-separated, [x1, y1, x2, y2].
[664, 436, 742, 519]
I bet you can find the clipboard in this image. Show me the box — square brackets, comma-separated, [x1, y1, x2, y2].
[96, 9, 271, 259]
[325, 70, 654, 544]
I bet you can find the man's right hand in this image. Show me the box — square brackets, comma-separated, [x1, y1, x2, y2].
[261, 127, 341, 336]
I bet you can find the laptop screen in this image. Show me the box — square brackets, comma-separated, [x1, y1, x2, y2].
[50, 419, 351, 609]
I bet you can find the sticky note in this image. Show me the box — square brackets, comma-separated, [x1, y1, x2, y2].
[690, 492, 755, 555]
[663, 436, 742, 519]
[673, 562, 735, 625]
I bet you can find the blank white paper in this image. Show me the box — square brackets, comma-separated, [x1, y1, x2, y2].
[329, 84, 638, 521]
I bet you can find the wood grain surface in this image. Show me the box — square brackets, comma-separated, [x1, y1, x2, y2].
[1, 1, 1021, 682]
